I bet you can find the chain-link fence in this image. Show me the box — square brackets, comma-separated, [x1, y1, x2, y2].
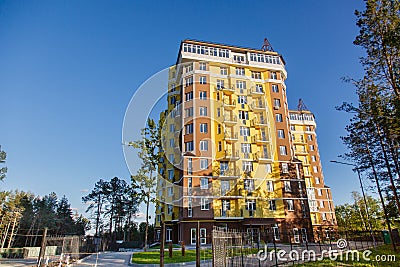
[212, 227, 386, 267]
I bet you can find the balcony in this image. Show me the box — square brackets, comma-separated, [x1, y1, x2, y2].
[253, 151, 272, 162]
[249, 101, 266, 110]
[220, 150, 240, 161]
[225, 131, 239, 142]
[215, 209, 244, 220]
[249, 86, 264, 96]
[222, 98, 236, 110]
[252, 134, 270, 144]
[242, 209, 264, 218]
[292, 138, 306, 144]
[218, 167, 241, 178]
[223, 115, 238, 125]
[216, 85, 235, 95]
[251, 118, 268, 128]
[295, 149, 308, 155]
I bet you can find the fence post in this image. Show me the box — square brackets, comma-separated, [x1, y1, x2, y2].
[272, 232, 278, 267]
[160, 223, 165, 267]
[196, 222, 200, 267]
[37, 227, 47, 267]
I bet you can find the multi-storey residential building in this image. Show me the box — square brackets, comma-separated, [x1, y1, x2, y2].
[155, 39, 336, 246]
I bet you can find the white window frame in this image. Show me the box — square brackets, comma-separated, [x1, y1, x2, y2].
[201, 198, 210, 210]
[200, 158, 209, 170]
[287, 199, 294, 211]
[200, 177, 209, 190]
[200, 140, 208, 151]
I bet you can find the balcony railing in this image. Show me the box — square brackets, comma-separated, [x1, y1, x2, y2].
[219, 167, 241, 177]
[222, 98, 236, 109]
[292, 138, 306, 144]
[215, 209, 244, 219]
[223, 115, 238, 125]
[220, 150, 240, 161]
[225, 131, 239, 142]
[252, 134, 270, 143]
[251, 118, 268, 128]
[249, 101, 266, 110]
[249, 87, 264, 95]
[253, 151, 272, 162]
[216, 85, 235, 94]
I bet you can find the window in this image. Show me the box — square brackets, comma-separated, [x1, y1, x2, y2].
[221, 180, 230, 195]
[188, 158, 193, 174]
[313, 166, 318, 173]
[218, 141, 222, 151]
[217, 124, 222, 134]
[217, 108, 221, 117]
[168, 187, 173, 196]
[200, 140, 208, 151]
[199, 76, 207, 84]
[269, 200, 276, 211]
[167, 204, 173, 215]
[236, 67, 245, 76]
[272, 84, 279, 93]
[311, 155, 316, 162]
[220, 162, 228, 175]
[270, 72, 278, 79]
[190, 228, 196, 245]
[200, 228, 207, 245]
[273, 98, 281, 108]
[278, 129, 285, 139]
[188, 197, 192, 217]
[307, 134, 313, 141]
[185, 91, 193, 101]
[170, 96, 176, 105]
[239, 111, 249, 120]
[222, 199, 231, 211]
[185, 123, 193, 134]
[244, 179, 254, 191]
[321, 213, 327, 221]
[246, 199, 256, 211]
[317, 189, 322, 196]
[188, 177, 192, 195]
[266, 164, 272, 174]
[200, 158, 209, 170]
[168, 154, 174, 164]
[276, 114, 283, 122]
[273, 225, 280, 240]
[199, 62, 207, 70]
[287, 199, 294, 211]
[238, 95, 247, 104]
[200, 178, 209, 189]
[267, 181, 274, 192]
[185, 76, 193, 86]
[168, 169, 174, 180]
[290, 125, 295, 131]
[309, 145, 315, 151]
[169, 124, 175, 132]
[240, 126, 250, 136]
[241, 143, 251, 153]
[185, 141, 194, 151]
[255, 84, 263, 93]
[169, 139, 175, 148]
[319, 200, 324, 208]
[242, 161, 253, 172]
[199, 106, 207, 116]
[166, 228, 172, 242]
[282, 163, 289, 173]
[201, 198, 210, 210]
[185, 107, 193, 117]
[199, 91, 207, 100]
[200, 123, 208, 133]
[236, 80, 246, 89]
[220, 67, 228, 75]
[251, 71, 261, 79]
[284, 181, 292, 192]
[217, 79, 225, 89]
[279, 145, 287, 155]
[185, 64, 193, 73]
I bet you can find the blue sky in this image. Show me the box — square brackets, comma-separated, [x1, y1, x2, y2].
[0, 0, 370, 220]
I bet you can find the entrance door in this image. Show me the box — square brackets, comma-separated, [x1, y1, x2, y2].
[301, 228, 308, 243]
[191, 228, 196, 245]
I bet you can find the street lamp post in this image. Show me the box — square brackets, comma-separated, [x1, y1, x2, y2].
[330, 160, 376, 246]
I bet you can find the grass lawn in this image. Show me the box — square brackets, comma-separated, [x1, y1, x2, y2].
[131, 249, 213, 264]
[293, 245, 399, 267]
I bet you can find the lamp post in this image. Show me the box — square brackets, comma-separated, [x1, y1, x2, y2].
[330, 160, 376, 246]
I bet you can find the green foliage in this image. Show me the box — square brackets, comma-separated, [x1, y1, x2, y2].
[335, 192, 385, 231]
[0, 145, 7, 181]
[131, 249, 213, 264]
[338, 0, 400, 225]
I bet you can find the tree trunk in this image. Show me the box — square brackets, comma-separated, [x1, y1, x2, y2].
[144, 194, 150, 252]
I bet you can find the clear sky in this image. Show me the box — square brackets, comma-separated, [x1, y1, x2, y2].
[0, 0, 371, 221]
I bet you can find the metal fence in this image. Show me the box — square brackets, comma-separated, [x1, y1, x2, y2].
[212, 227, 386, 267]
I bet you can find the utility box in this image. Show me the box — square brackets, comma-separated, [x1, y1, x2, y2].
[382, 230, 391, 244]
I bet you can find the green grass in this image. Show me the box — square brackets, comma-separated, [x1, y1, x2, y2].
[131, 249, 213, 264]
[293, 245, 399, 267]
